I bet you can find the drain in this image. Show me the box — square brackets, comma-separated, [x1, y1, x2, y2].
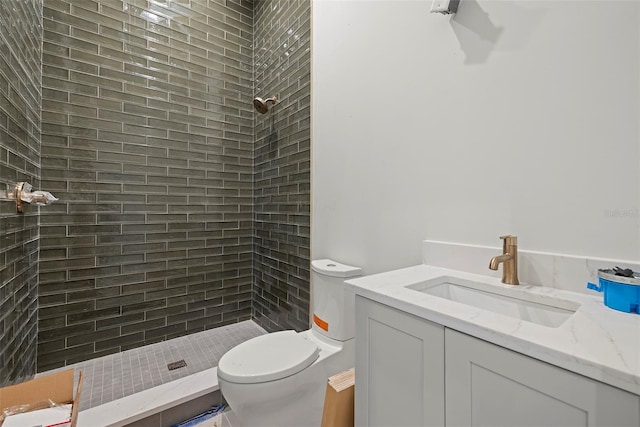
[167, 359, 187, 371]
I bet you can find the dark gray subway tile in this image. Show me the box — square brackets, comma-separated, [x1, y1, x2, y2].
[252, 0, 311, 333]
[71, 5, 123, 30]
[121, 243, 167, 254]
[99, 88, 145, 105]
[94, 332, 145, 352]
[66, 52, 119, 74]
[43, 16, 70, 35]
[0, 0, 41, 385]
[122, 204, 168, 213]
[95, 273, 145, 288]
[34, 0, 306, 371]
[97, 233, 146, 244]
[99, 46, 147, 67]
[44, 30, 99, 53]
[44, 6, 97, 32]
[44, 100, 98, 118]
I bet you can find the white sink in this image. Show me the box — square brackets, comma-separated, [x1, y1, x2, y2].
[407, 276, 580, 328]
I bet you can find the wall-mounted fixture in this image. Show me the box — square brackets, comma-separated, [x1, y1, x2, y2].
[252, 96, 277, 114]
[430, 0, 459, 14]
[0, 182, 58, 213]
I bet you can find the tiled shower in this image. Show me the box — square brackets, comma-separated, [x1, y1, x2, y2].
[252, 0, 311, 333]
[0, 0, 310, 386]
[0, 0, 42, 386]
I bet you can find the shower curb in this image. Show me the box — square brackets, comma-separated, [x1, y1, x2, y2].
[78, 367, 221, 427]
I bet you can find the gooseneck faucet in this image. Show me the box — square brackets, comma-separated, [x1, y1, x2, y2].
[489, 235, 519, 285]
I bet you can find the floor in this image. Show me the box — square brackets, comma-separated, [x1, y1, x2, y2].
[41, 320, 266, 412]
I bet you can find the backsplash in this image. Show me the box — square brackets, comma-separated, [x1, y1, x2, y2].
[0, 0, 42, 385]
[38, 0, 255, 371]
[252, 0, 311, 332]
[423, 240, 640, 295]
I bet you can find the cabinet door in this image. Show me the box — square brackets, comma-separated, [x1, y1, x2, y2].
[355, 297, 445, 427]
[445, 328, 640, 427]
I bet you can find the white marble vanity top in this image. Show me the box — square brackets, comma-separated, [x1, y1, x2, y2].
[346, 264, 640, 396]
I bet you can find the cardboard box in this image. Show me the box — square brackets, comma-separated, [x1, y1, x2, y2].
[320, 368, 354, 427]
[0, 370, 83, 427]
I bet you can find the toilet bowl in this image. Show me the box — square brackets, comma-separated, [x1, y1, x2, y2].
[217, 259, 362, 427]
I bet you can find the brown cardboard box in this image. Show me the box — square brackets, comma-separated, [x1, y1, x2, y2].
[320, 368, 354, 427]
[0, 370, 83, 426]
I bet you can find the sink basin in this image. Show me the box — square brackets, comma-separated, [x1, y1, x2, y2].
[407, 276, 579, 328]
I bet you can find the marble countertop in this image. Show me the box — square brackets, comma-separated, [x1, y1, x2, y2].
[345, 264, 640, 396]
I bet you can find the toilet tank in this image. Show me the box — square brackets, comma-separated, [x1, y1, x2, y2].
[311, 259, 362, 341]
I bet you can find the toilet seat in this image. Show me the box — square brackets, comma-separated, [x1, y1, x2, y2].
[218, 330, 319, 384]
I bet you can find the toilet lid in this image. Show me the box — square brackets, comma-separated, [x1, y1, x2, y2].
[218, 331, 319, 384]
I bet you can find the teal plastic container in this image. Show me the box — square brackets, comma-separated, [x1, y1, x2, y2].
[587, 270, 640, 314]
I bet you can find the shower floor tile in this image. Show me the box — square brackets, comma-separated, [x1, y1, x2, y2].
[39, 320, 266, 411]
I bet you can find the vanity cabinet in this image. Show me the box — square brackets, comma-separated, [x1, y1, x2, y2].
[445, 328, 640, 426]
[355, 296, 640, 427]
[354, 296, 445, 426]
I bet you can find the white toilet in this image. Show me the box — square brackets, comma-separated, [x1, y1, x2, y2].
[217, 259, 362, 427]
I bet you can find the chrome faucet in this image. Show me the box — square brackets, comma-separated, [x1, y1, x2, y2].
[489, 235, 519, 285]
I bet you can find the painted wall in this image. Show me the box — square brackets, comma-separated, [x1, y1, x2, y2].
[312, 0, 640, 276]
[0, 0, 42, 385]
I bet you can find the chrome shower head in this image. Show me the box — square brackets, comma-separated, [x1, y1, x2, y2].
[253, 96, 277, 114]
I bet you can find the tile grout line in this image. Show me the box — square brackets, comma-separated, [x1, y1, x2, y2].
[61, 320, 265, 411]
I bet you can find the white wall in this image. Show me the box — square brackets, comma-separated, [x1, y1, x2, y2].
[311, 0, 640, 276]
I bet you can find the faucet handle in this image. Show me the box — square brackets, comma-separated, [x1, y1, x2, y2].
[499, 235, 517, 251]
[499, 235, 517, 244]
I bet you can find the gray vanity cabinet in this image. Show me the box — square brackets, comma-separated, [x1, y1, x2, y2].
[354, 296, 445, 426]
[355, 296, 640, 427]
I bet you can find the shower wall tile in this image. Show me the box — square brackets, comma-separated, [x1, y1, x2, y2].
[253, 0, 311, 332]
[0, 0, 42, 386]
[39, 0, 254, 371]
